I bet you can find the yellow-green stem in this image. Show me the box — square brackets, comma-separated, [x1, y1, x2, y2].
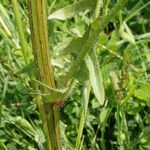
[11, 2, 52, 148]
[28, 0, 62, 149]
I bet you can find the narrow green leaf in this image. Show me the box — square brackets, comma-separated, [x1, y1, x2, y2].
[48, 0, 97, 20]
[0, 28, 16, 48]
[15, 116, 37, 137]
[0, 141, 7, 150]
[125, 1, 150, 22]
[0, 3, 16, 36]
[85, 51, 105, 105]
[76, 81, 91, 150]
[0, 76, 8, 125]
[134, 82, 150, 103]
[0, 16, 11, 37]
[0, 4, 20, 49]
[119, 22, 135, 43]
[135, 32, 150, 40]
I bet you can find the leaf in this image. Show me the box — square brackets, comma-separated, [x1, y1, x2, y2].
[119, 22, 135, 43]
[15, 116, 37, 137]
[31, 78, 76, 102]
[0, 3, 19, 48]
[92, 0, 103, 20]
[0, 16, 11, 37]
[17, 62, 35, 74]
[44, 79, 76, 102]
[134, 82, 150, 103]
[0, 140, 7, 150]
[125, 1, 150, 22]
[31, 78, 67, 100]
[48, 0, 97, 20]
[43, 90, 66, 101]
[135, 32, 150, 40]
[0, 4, 15, 36]
[85, 51, 105, 105]
[60, 0, 128, 86]
[60, 121, 73, 149]
[76, 81, 91, 150]
[58, 28, 91, 57]
[0, 76, 8, 125]
[99, 108, 111, 125]
[76, 61, 89, 82]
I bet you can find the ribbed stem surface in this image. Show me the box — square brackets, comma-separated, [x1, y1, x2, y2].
[28, 0, 62, 149]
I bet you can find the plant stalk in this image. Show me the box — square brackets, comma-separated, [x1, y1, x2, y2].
[11, 2, 53, 148]
[28, 0, 62, 149]
[11, 0, 28, 64]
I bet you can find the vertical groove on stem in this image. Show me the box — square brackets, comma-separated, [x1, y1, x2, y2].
[28, 0, 62, 149]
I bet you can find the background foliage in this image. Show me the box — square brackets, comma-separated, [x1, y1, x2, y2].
[0, 0, 150, 149]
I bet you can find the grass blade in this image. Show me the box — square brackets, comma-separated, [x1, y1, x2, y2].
[76, 81, 91, 149]
[48, 0, 97, 20]
[85, 50, 105, 105]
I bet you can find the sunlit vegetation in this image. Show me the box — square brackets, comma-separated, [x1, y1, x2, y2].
[0, 0, 150, 149]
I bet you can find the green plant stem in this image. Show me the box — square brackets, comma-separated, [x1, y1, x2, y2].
[48, 0, 57, 13]
[79, 136, 85, 150]
[11, 3, 47, 143]
[100, 130, 106, 150]
[28, 0, 61, 149]
[91, 125, 100, 149]
[11, 0, 28, 64]
[11, 2, 54, 148]
[116, 106, 130, 149]
[75, 81, 91, 149]
[103, 0, 110, 16]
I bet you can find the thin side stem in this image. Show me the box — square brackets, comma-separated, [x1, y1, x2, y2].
[76, 81, 91, 149]
[11, 0, 28, 64]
